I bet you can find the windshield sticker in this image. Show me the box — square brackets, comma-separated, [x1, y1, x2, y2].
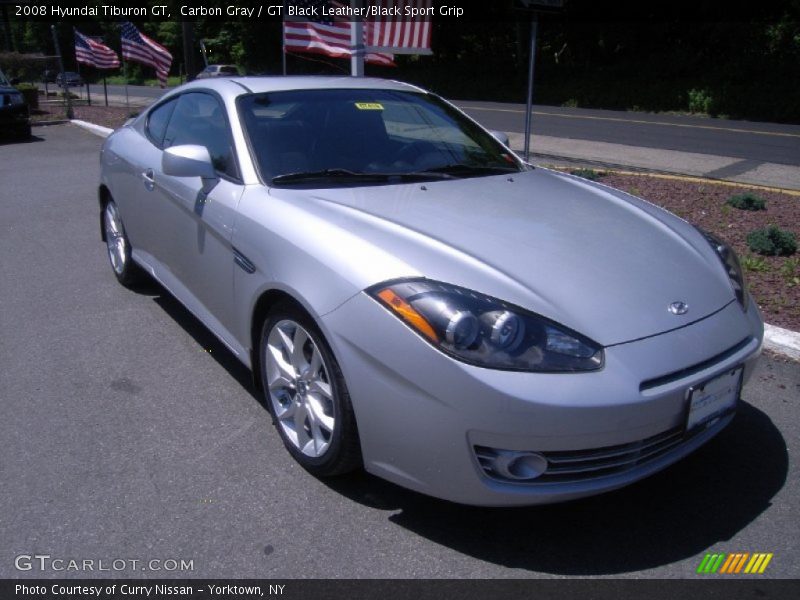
[355, 102, 384, 111]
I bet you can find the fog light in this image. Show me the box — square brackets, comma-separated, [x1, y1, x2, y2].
[475, 447, 549, 482]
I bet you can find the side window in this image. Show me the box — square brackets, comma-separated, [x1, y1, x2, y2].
[145, 98, 177, 147]
[163, 92, 239, 180]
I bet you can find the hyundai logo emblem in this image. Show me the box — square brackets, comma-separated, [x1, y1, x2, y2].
[668, 301, 689, 315]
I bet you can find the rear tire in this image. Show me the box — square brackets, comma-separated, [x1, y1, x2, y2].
[260, 303, 362, 476]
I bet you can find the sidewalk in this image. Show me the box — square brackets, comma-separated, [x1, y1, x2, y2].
[508, 133, 800, 192]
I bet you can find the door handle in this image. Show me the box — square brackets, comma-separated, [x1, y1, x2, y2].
[141, 168, 155, 191]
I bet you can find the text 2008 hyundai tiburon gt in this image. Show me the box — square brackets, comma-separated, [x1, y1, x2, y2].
[98, 77, 763, 505]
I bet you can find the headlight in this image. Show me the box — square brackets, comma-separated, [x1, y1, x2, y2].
[369, 279, 604, 372]
[700, 229, 749, 311]
[8, 92, 25, 106]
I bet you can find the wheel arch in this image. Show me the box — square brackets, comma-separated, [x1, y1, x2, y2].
[249, 288, 310, 392]
[98, 185, 111, 242]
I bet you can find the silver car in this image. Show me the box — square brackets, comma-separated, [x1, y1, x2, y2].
[99, 77, 763, 506]
[195, 64, 240, 79]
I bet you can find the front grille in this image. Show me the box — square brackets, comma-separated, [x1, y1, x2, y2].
[476, 425, 691, 485]
[640, 337, 751, 392]
[537, 426, 685, 483]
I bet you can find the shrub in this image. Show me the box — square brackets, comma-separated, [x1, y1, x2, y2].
[780, 258, 800, 286]
[746, 225, 797, 256]
[726, 193, 766, 211]
[569, 168, 606, 181]
[15, 83, 39, 109]
[741, 255, 770, 272]
[687, 88, 715, 114]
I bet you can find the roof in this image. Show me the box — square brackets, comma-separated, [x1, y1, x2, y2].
[171, 75, 425, 97]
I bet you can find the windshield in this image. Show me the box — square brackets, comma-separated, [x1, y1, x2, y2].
[238, 89, 524, 186]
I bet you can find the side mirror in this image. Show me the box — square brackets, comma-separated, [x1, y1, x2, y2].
[10, 77, 21, 86]
[489, 130, 510, 146]
[162, 144, 218, 193]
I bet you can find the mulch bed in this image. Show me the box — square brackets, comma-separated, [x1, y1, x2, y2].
[32, 106, 800, 331]
[31, 104, 138, 129]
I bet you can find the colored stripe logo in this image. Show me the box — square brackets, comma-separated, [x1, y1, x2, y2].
[697, 553, 773, 574]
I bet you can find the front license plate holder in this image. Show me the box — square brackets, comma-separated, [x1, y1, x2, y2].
[685, 367, 743, 432]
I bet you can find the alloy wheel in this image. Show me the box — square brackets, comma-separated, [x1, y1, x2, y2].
[264, 319, 336, 458]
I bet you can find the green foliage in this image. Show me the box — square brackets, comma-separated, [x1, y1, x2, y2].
[780, 258, 800, 286]
[5, 7, 800, 122]
[569, 168, 606, 181]
[741, 255, 770, 273]
[746, 225, 797, 256]
[104, 75, 184, 87]
[14, 82, 39, 108]
[687, 88, 715, 115]
[0, 52, 55, 82]
[726, 193, 767, 211]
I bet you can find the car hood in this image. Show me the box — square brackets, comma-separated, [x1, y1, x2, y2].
[268, 168, 736, 346]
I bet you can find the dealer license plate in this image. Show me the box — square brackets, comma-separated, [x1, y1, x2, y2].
[685, 367, 743, 432]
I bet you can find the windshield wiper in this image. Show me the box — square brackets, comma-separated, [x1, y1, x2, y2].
[415, 164, 519, 177]
[271, 168, 455, 185]
[271, 168, 388, 185]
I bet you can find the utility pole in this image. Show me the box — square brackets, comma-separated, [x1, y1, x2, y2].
[51, 25, 73, 119]
[350, 0, 364, 77]
[1, 3, 15, 52]
[523, 13, 538, 162]
[512, 0, 566, 162]
[181, 21, 196, 81]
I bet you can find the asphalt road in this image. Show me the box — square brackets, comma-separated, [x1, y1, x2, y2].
[1, 125, 798, 579]
[457, 101, 800, 167]
[85, 83, 800, 168]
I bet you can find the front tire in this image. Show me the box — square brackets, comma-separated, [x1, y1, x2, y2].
[103, 199, 142, 287]
[260, 304, 361, 476]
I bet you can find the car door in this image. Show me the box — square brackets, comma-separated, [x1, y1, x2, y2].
[147, 91, 245, 348]
[113, 96, 177, 257]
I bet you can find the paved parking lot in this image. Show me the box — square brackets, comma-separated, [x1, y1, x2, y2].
[1, 125, 798, 579]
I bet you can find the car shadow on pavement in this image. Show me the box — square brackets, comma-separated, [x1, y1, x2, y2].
[323, 401, 787, 575]
[0, 134, 44, 146]
[140, 281, 263, 404]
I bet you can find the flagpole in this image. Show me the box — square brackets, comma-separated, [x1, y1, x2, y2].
[350, 0, 364, 77]
[73, 28, 84, 103]
[281, 1, 287, 76]
[51, 24, 73, 119]
[123, 60, 129, 110]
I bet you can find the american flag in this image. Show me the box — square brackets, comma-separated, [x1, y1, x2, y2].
[74, 29, 120, 70]
[283, 0, 395, 66]
[365, 0, 433, 54]
[120, 22, 173, 87]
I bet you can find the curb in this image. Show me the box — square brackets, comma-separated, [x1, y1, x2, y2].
[71, 119, 113, 138]
[32, 120, 69, 127]
[764, 324, 800, 361]
[538, 160, 800, 197]
[68, 118, 800, 362]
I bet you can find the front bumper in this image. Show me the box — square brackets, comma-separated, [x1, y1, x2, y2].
[322, 294, 763, 506]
